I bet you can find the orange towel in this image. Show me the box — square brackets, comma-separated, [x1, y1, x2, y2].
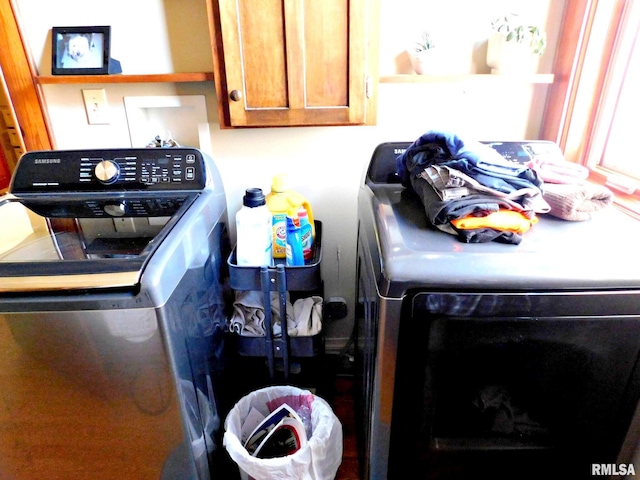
[451, 210, 538, 234]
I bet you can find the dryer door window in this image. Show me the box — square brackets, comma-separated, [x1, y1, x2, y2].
[389, 291, 640, 479]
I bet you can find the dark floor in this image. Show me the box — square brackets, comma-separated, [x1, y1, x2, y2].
[333, 373, 360, 480]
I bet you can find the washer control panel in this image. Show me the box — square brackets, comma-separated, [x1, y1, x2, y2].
[10, 148, 206, 193]
[19, 195, 191, 218]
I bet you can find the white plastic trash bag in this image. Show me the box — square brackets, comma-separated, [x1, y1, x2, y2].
[224, 385, 343, 480]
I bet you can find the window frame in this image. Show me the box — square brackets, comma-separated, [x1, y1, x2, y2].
[542, 0, 640, 219]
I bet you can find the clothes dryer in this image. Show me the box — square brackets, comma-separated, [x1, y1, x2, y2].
[356, 141, 640, 479]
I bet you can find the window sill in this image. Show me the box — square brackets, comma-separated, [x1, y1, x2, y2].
[589, 171, 640, 221]
[610, 194, 640, 221]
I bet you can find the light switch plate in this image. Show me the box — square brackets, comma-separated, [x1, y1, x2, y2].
[82, 89, 110, 124]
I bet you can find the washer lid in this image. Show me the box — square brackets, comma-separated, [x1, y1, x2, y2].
[0, 193, 197, 293]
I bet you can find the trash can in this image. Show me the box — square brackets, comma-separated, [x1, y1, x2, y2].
[223, 385, 343, 480]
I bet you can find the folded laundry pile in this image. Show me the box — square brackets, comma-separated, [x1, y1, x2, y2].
[397, 130, 549, 244]
[397, 130, 615, 243]
[229, 290, 322, 337]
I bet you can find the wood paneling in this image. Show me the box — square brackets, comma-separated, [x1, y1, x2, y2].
[0, 1, 53, 152]
[304, 0, 349, 107]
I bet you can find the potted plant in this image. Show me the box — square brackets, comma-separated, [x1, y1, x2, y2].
[486, 13, 547, 74]
[407, 30, 436, 75]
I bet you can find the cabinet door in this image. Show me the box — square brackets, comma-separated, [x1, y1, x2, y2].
[211, 0, 377, 128]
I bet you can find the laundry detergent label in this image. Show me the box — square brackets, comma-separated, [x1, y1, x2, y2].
[300, 223, 313, 260]
[272, 213, 287, 258]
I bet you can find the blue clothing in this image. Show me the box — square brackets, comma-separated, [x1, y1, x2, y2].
[442, 158, 541, 195]
[397, 130, 543, 194]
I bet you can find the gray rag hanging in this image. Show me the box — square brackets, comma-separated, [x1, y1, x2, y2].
[229, 290, 322, 337]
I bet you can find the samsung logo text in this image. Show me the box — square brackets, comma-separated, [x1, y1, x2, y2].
[34, 158, 61, 164]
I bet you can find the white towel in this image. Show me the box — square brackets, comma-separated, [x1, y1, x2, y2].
[229, 291, 322, 337]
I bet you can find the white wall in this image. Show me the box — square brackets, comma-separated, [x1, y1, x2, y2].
[15, 0, 564, 352]
[379, 0, 558, 76]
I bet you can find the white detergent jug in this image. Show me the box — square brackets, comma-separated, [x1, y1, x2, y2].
[235, 188, 273, 266]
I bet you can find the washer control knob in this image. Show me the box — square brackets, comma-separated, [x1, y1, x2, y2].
[104, 202, 126, 217]
[95, 160, 120, 184]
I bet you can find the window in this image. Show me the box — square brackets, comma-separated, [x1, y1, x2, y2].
[598, 36, 640, 182]
[587, 0, 640, 194]
[548, 0, 640, 218]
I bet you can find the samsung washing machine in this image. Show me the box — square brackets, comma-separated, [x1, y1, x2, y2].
[0, 148, 233, 480]
[356, 141, 640, 479]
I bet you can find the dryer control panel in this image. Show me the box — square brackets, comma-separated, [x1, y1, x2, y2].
[10, 148, 207, 193]
[484, 140, 563, 165]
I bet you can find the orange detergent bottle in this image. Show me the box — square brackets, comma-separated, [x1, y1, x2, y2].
[265, 174, 315, 259]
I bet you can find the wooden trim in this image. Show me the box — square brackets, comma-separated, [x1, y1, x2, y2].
[539, 0, 594, 147]
[206, 0, 232, 129]
[347, 0, 367, 123]
[37, 73, 214, 84]
[0, 1, 53, 151]
[364, 0, 380, 126]
[284, 0, 305, 109]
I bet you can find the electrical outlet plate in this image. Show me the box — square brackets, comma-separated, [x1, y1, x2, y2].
[82, 89, 110, 125]
[325, 297, 348, 320]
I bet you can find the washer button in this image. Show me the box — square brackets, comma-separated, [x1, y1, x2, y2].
[104, 202, 126, 217]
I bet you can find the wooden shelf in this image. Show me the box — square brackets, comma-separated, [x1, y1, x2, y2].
[379, 73, 555, 84]
[36, 72, 214, 85]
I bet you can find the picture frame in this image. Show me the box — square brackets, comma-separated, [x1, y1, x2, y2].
[51, 26, 111, 75]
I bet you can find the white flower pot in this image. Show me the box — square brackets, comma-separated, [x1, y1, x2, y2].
[407, 48, 437, 75]
[486, 33, 537, 74]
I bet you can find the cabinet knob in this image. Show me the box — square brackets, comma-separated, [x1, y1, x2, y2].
[229, 90, 243, 102]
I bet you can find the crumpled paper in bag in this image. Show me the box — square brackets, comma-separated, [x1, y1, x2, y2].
[223, 385, 343, 480]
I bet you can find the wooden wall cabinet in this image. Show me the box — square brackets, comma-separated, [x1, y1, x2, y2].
[207, 0, 379, 128]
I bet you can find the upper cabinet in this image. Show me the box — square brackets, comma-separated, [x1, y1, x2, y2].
[207, 0, 379, 128]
